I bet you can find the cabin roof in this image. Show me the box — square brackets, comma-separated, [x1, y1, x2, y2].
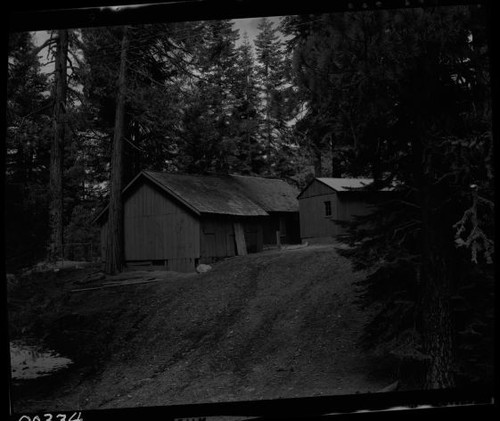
[231, 174, 299, 213]
[298, 177, 392, 200]
[144, 171, 269, 216]
[94, 171, 300, 224]
[316, 177, 376, 192]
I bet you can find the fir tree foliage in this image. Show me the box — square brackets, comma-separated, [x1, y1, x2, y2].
[180, 20, 241, 174]
[295, 6, 494, 389]
[254, 17, 298, 175]
[6, 32, 53, 269]
[231, 33, 265, 174]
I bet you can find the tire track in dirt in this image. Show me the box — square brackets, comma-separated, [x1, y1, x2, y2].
[11, 245, 393, 411]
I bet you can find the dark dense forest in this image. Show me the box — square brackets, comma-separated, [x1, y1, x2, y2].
[6, 4, 494, 392]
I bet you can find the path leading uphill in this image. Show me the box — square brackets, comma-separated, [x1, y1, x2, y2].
[10, 244, 394, 413]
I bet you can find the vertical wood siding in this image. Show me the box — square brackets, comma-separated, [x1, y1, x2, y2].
[337, 196, 373, 221]
[200, 217, 236, 260]
[199, 216, 264, 263]
[123, 182, 200, 267]
[299, 180, 375, 241]
[299, 192, 339, 239]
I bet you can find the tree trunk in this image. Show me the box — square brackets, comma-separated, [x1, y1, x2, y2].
[265, 92, 272, 166]
[421, 253, 456, 388]
[49, 29, 68, 260]
[313, 147, 322, 177]
[105, 27, 129, 275]
[330, 137, 342, 177]
[420, 186, 456, 389]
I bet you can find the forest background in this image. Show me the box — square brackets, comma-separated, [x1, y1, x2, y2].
[5, 3, 494, 390]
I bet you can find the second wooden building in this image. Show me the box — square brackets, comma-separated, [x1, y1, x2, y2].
[298, 177, 389, 243]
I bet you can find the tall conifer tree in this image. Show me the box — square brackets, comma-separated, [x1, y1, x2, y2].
[6, 32, 52, 268]
[284, 6, 493, 389]
[49, 29, 69, 260]
[181, 20, 240, 174]
[254, 17, 288, 174]
[105, 26, 129, 275]
[231, 33, 263, 174]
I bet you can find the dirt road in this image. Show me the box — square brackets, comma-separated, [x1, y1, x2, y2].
[9, 244, 394, 413]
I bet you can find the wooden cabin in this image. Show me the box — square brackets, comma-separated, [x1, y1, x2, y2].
[95, 171, 300, 272]
[298, 178, 388, 243]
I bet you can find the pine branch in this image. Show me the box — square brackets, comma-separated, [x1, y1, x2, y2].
[66, 55, 79, 78]
[68, 49, 84, 67]
[33, 38, 56, 56]
[453, 187, 494, 264]
[124, 137, 145, 153]
[432, 170, 460, 185]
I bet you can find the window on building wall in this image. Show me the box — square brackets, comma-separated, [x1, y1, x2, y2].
[324, 200, 332, 217]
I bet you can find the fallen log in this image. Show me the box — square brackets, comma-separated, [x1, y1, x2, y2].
[71, 278, 160, 292]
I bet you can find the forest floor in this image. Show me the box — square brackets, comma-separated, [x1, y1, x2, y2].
[8, 243, 397, 415]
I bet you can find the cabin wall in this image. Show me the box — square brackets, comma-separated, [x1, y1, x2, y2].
[199, 216, 264, 263]
[200, 217, 235, 262]
[123, 181, 200, 271]
[337, 195, 373, 221]
[299, 185, 377, 241]
[299, 192, 340, 240]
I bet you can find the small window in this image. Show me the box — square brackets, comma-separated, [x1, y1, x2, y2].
[324, 201, 332, 217]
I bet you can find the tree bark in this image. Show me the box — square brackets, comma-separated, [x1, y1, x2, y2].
[313, 147, 322, 177]
[421, 252, 456, 388]
[420, 185, 456, 389]
[49, 29, 68, 260]
[330, 137, 342, 177]
[105, 27, 129, 275]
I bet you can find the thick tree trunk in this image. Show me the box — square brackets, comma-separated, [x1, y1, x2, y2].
[420, 186, 456, 389]
[421, 252, 456, 388]
[49, 29, 68, 260]
[105, 27, 129, 275]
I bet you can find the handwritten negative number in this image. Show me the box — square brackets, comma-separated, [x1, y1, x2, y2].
[18, 413, 82, 421]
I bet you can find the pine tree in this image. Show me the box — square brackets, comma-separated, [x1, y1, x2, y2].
[7, 30, 95, 267]
[180, 19, 240, 174]
[286, 6, 493, 389]
[282, 13, 386, 178]
[105, 26, 129, 275]
[230, 33, 264, 174]
[254, 17, 290, 174]
[48, 29, 69, 261]
[6, 32, 52, 269]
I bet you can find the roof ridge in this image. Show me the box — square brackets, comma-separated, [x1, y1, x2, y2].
[317, 177, 373, 180]
[145, 170, 289, 183]
[230, 173, 285, 181]
[146, 170, 244, 179]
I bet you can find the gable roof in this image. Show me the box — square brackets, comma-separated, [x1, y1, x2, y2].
[231, 174, 299, 212]
[316, 177, 375, 192]
[94, 171, 299, 224]
[144, 171, 268, 216]
[297, 177, 391, 199]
